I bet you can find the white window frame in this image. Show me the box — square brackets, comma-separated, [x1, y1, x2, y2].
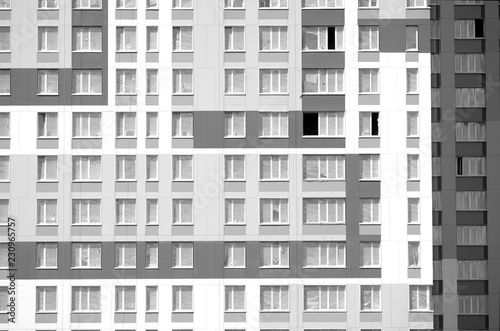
[37, 155, 58, 181]
[407, 68, 419, 94]
[302, 69, 344, 94]
[146, 155, 158, 181]
[359, 26, 379, 50]
[259, 0, 288, 8]
[360, 242, 380, 267]
[456, 122, 486, 141]
[0, 199, 9, 226]
[406, 25, 419, 51]
[72, 27, 102, 52]
[408, 241, 421, 268]
[115, 198, 136, 225]
[172, 112, 194, 138]
[38, 26, 58, 52]
[116, 26, 137, 52]
[38, 112, 58, 138]
[72, 155, 101, 181]
[359, 198, 380, 224]
[146, 286, 158, 312]
[115, 242, 136, 269]
[407, 0, 427, 7]
[225, 198, 245, 225]
[407, 154, 420, 180]
[303, 241, 346, 268]
[225, 26, 245, 51]
[225, 242, 246, 268]
[116, 0, 136, 9]
[72, 112, 102, 137]
[147, 69, 158, 94]
[260, 286, 289, 311]
[259, 69, 288, 94]
[408, 198, 420, 224]
[359, 69, 379, 94]
[173, 26, 193, 52]
[303, 198, 345, 224]
[36, 243, 58, 269]
[409, 286, 431, 311]
[38, 0, 59, 9]
[146, 112, 158, 137]
[225, 155, 245, 181]
[172, 199, 193, 225]
[172, 155, 193, 181]
[259, 26, 288, 51]
[407, 112, 419, 137]
[172, 242, 194, 268]
[304, 285, 346, 311]
[115, 286, 136, 312]
[146, 199, 158, 225]
[71, 243, 101, 269]
[302, 26, 344, 51]
[260, 242, 289, 268]
[303, 155, 345, 181]
[457, 157, 486, 176]
[71, 286, 101, 312]
[260, 198, 289, 224]
[72, 199, 101, 225]
[224, 111, 245, 138]
[173, 0, 193, 9]
[37, 199, 57, 225]
[37, 69, 58, 95]
[225, 68, 245, 94]
[173, 69, 193, 94]
[458, 295, 488, 315]
[359, 0, 378, 8]
[72, 70, 102, 95]
[36, 286, 57, 312]
[0, 112, 9, 137]
[304, 112, 345, 137]
[116, 112, 136, 137]
[259, 112, 289, 137]
[172, 286, 193, 312]
[260, 155, 288, 180]
[225, 286, 245, 311]
[360, 285, 381, 311]
[359, 155, 380, 180]
[116, 155, 136, 181]
[303, 0, 344, 8]
[145, 242, 159, 268]
[116, 69, 137, 95]
[456, 191, 486, 211]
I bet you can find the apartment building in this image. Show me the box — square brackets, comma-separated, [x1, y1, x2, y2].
[430, 1, 500, 331]
[0, 0, 433, 330]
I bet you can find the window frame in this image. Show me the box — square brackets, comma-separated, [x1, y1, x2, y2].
[36, 243, 58, 269]
[359, 154, 380, 180]
[72, 26, 103, 52]
[302, 68, 344, 94]
[172, 242, 194, 268]
[38, 0, 59, 9]
[37, 112, 58, 138]
[259, 68, 289, 94]
[172, 155, 193, 181]
[172, 0, 194, 9]
[359, 68, 380, 94]
[259, 155, 289, 181]
[172, 68, 193, 95]
[225, 198, 246, 225]
[260, 285, 289, 312]
[72, 155, 101, 182]
[259, 112, 289, 138]
[303, 241, 346, 268]
[115, 155, 136, 181]
[115, 198, 137, 225]
[172, 112, 194, 138]
[115, 242, 137, 269]
[259, 0, 288, 9]
[116, 69, 137, 95]
[224, 155, 246, 181]
[225, 26, 245, 52]
[72, 70, 103, 95]
[360, 285, 381, 311]
[224, 111, 246, 138]
[259, 26, 288, 51]
[146, 155, 159, 181]
[172, 198, 194, 225]
[224, 242, 246, 268]
[172, 286, 193, 312]
[303, 285, 346, 311]
[72, 199, 101, 225]
[225, 68, 246, 95]
[36, 286, 57, 312]
[302, 26, 344, 51]
[115, 286, 136, 312]
[172, 26, 193, 52]
[409, 285, 431, 312]
[71, 286, 101, 312]
[358, 0, 378, 8]
[259, 242, 290, 268]
[302, 0, 344, 8]
[37, 155, 58, 182]
[71, 242, 102, 269]
[303, 198, 346, 224]
[116, 26, 137, 52]
[36, 199, 58, 225]
[145, 242, 159, 268]
[303, 155, 345, 181]
[259, 198, 289, 225]
[360, 241, 381, 268]
[146, 198, 159, 225]
[225, 285, 246, 312]
[38, 26, 58, 52]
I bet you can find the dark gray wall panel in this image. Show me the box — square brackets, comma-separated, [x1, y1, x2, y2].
[302, 9, 344, 26]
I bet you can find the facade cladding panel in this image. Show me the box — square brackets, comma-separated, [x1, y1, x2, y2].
[0, 0, 439, 330]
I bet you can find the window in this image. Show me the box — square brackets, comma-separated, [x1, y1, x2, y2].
[360, 199, 380, 223]
[433, 226, 442, 245]
[115, 286, 135, 312]
[173, 27, 193, 51]
[73, 27, 102, 51]
[38, 156, 57, 181]
[408, 155, 419, 180]
[259, 0, 287, 8]
[459, 295, 488, 314]
[225, 112, 245, 137]
[455, 88, 485, 107]
[115, 243, 136, 268]
[359, 0, 378, 7]
[173, 69, 193, 94]
[456, 191, 486, 210]
[456, 54, 485, 73]
[433, 157, 441, 176]
[407, 112, 419, 137]
[36, 243, 57, 268]
[455, 19, 484, 38]
[431, 54, 441, 73]
[172, 242, 193, 268]
[173, 199, 193, 224]
[72, 286, 100, 312]
[410, 286, 431, 311]
[116, 199, 136, 224]
[73, 112, 101, 137]
[455, 0, 484, 3]
[172, 155, 193, 180]
[37, 199, 57, 224]
[0, 200, 8, 225]
[259, 112, 289, 137]
[115, 112, 136, 137]
[0, 156, 7, 181]
[433, 191, 442, 211]
[303, 112, 344, 137]
[36, 286, 57, 312]
[259, 69, 288, 94]
[434, 260, 443, 280]
[457, 226, 487, 245]
[71, 243, 101, 268]
[38, 113, 57, 137]
[260, 286, 288, 311]
[406, 26, 418, 50]
[407, 0, 426, 7]
[360, 242, 380, 267]
[303, 69, 344, 94]
[225, 243, 245, 268]
[408, 242, 420, 268]
[146, 112, 158, 137]
[0, 114, 8, 139]
[260, 155, 288, 180]
[225, 0, 244, 8]
[303, 155, 345, 180]
[116, 27, 136, 51]
[458, 260, 487, 279]
[260, 199, 288, 224]
[146, 242, 158, 268]
[408, 198, 419, 224]
[0, 27, 9, 51]
[73, 0, 102, 8]
[259, 26, 287, 51]
[73, 156, 101, 181]
[407, 69, 418, 93]
[116, 69, 136, 95]
[432, 123, 442, 142]
[38, 27, 58, 51]
[361, 285, 381, 311]
[72, 199, 100, 224]
[225, 286, 245, 311]
[225, 69, 245, 94]
[225, 26, 244, 51]
[303, 0, 343, 7]
[0, 244, 6, 268]
[173, 113, 193, 137]
[72, 70, 102, 94]
[146, 286, 158, 312]
[225, 155, 245, 180]
[225, 199, 245, 224]
[0, 0, 8, 8]
[456, 122, 485, 141]
[303, 242, 346, 267]
[359, 26, 379, 50]
[146, 199, 158, 225]
[0, 70, 9, 94]
[359, 69, 379, 93]
[303, 26, 344, 51]
[359, 155, 380, 180]
[39, 0, 58, 9]
[146, 155, 158, 181]
[303, 198, 345, 224]
[116, 156, 136, 180]
[260, 242, 289, 267]
[173, 0, 193, 8]
[304, 286, 345, 311]
[173, 286, 193, 311]
[457, 157, 486, 176]
[359, 112, 379, 136]
[117, 0, 135, 8]
[147, 69, 158, 94]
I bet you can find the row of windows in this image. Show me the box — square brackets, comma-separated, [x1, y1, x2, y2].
[432, 156, 487, 177]
[431, 19, 486, 39]
[432, 191, 487, 211]
[21, 0, 430, 10]
[1, 240, 423, 269]
[1, 196, 421, 226]
[434, 225, 488, 246]
[0, 25, 421, 54]
[0, 284, 432, 314]
[0, 154, 421, 182]
[0, 68, 421, 96]
[434, 260, 488, 280]
[432, 53, 486, 73]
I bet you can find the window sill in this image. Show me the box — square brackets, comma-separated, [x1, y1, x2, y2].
[224, 7, 245, 10]
[407, 179, 420, 182]
[115, 310, 137, 313]
[71, 267, 102, 270]
[303, 136, 345, 139]
[224, 266, 246, 269]
[360, 310, 382, 313]
[225, 93, 246, 96]
[358, 6, 379, 9]
[260, 310, 290, 313]
[36, 224, 58, 227]
[72, 180, 102, 183]
[407, 93, 419, 96]
[115, 224, 138, 226]
[302, 49, 344, 52]
[146, 223, 159, 226]
[146, 7, 159, 10]
[259, 266, 289, 269]
[145, 267, 159, 270]
[408, 267, 421, 269]
[259, 179, 289, 182]
[172, 266, 194, 270]
[360, 266, 381, 269]
[116, 51, 138, 53]
[115, 267, 137, 269]
[71, 93, 103, 96]
[360, 222, 381, 225]
[260, 223, 289, 226]
[304, 309, 347, 313]
[71, 310, 102, 314]
[225, 50, 246, 53]
[72, 224, 102, 226]
[35, 311, 58, 314]
[172, 179, 194, 182]
[37, 136, 59, 139]
[406, 6, 429, 9]
[38, 8, 59, 10]
[116, 7, 137, 10]
[359, 136, 380, 138]
[35, 267, 58, 270]
[37, 50, 59, 53]
[146, 179, 159, 182]
[259, 93, 289, 96]
[224, 136, 246, 139]
[259, 50, 289, 53]
[37, 180, 59, 183]
[72, 136, 103, 139]
[258, 136, 289, 139]
[73, 50, 103, 53]
[0, 93, 11, 96]
[301, 93, 345, 96]
[115, 179, 137, 182]
[172, 50, 194, 53]
[406, 49, 419, 52]
[303, 266, 346, 269]
[258, 7, 289, 10]
[225, 223, 246, 226]
[304, 222, 346, 225]
[172, 310, 194, 313]
[146, 93, 159, 96]
[172, 136, 194, 139]
[358, 49, 379, 52]
[225, 179, 246, 182]
[72, 8, 103, 10]
[116, 94, 138, 97]
[172, 7, 194, 9]
[116, 136, 137, 139]
[146, 136, 159, 139]
[172, 223, 194, 226]
[0, 51, 11, 53]
[172, 93, 194, 96]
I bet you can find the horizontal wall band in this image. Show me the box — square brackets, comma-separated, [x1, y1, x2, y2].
[5, 241, 383, 280]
